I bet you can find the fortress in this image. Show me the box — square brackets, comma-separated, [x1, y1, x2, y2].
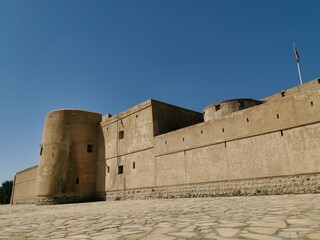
[11, 78, 320, 205]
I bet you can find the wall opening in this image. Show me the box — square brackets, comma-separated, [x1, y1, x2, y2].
[76, 177, 79, 184]
[215, 104, 221, 111]
[133, 161, 135, 169]
[238, 101, 244, 109]
[280, 130, 284, 137]
[318, 78, 320, 84]
[281, 90, 286, 97]
[40, 146, 43, 156]
[246, 118, 249, 123]
[182, 137, 185, 142]
[118, 165, 123, 174]
[277, 114, 280, 119]
[119, 131, 124, 139]
[311, 101, 314, 107]
[224, 142, 227, 148]
[165, 140, 167, 144]
[107, 166, 110, 173]
[201, 130, 203, 134]
[222, 128, 225, 132]
[87, 144, 93, 153]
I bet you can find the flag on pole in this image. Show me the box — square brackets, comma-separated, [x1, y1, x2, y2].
[294, 45, 300, 63]
[293, 42, 303, 85]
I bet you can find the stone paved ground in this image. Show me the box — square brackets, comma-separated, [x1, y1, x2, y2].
[1, 194, 320, 240]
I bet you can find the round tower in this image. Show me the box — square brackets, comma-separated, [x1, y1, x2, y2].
[203, 99, 262, 121]
[36, 109, 102, 205]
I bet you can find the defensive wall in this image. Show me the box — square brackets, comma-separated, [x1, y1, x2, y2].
[104, 78, 320, 200]
[11, 77, 320, 204]
[11, 166, 38, 204]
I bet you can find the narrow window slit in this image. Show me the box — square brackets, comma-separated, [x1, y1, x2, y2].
[119, 131, 124, 139]
[87, 144, 93, 153]
[118, 165, 123, 174]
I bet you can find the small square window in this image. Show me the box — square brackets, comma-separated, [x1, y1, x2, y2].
[118, 165, 123, 174]
[87, 144, 93, 153]
[119, 131, 124, 139]
[215, 104, 221, 111]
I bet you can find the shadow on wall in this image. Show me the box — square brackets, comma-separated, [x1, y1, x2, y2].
[95, 124, 106, 201]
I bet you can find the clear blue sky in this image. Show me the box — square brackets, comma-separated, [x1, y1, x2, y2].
[0, 0, 319, 184]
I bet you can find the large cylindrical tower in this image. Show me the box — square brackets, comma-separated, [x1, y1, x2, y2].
[36, 109, 102, 205]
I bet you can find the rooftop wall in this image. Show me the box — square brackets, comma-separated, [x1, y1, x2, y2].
[155, 88, 320, 157]
[262, 78, 320, 102]
[152, 99, 203, 136]
[203, 99, 262, 121]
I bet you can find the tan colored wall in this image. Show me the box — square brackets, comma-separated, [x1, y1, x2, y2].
[106, 149, 155, 192]
[203, 99, 261, 121]
[101, 100, 154, 159]
[105, 82, 320, 199]
[101, 100, 155, 193]
[36, 109, 102, 204]
[262, 78, 320, 102]
[152, 88, 320, 187]
[152, 99, 203, 136]
[11, 166, 38, 204]
[155, 89, 320, 157]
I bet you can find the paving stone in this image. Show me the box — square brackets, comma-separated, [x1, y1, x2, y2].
[307, 232, 320, 239]
[0, 194, 320, 240]
[278, 231, 298, 238]
[245, 227, 277, 235]
[215, 228, 240, 237]
[241, 233, 283, 240]
[287, 218, 315, 226]
[167, 231, 197, 237]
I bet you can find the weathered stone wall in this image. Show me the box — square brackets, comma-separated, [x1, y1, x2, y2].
[106, 79, 320, 199]
[106, 173, 320, 201]
[36, 109, 102, 204]
[11, 166, 38, 204]
[203, 99, 261, 121]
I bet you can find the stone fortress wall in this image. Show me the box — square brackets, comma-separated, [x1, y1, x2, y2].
[11, 78, 320, 204]
[10, 166, 38, 204]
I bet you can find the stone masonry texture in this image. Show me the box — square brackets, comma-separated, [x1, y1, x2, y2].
[106, 173, 320, 201]
[1, 194, 320, 239]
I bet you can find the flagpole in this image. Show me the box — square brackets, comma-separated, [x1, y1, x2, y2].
[296, 61, 303, 85]
[293, 42, 303, 85]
